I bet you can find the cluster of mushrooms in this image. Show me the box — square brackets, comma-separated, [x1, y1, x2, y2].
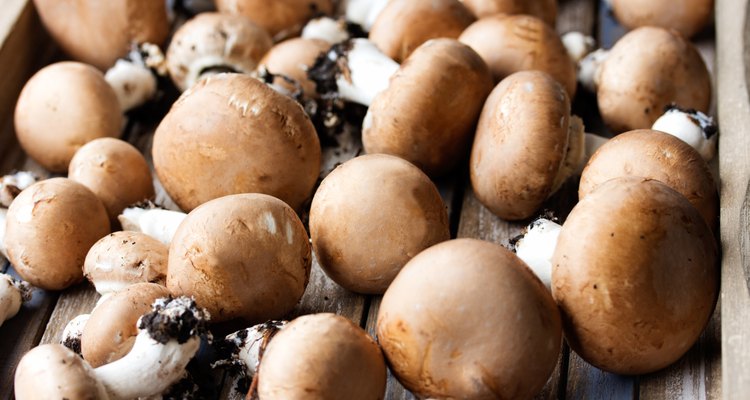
[0, 0, 720, 398]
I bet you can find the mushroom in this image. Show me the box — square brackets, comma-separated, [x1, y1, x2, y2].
[0, 171, 40, 262]
[552, 177, 718, 374]
[216, 321, 288, 377]
[301, 16, 351, 44]
[167, 193, 311, 323]
[152, 73, 321, 212]
[513, 217, 562, 288]
[377, 239, 562, 399]
[610, 0, 714, 38]
[257, 313, 386, 399]
[368, 0, 476, 62]
[561, 31, 597, 64]
[257, 37, 331, 98]
[118, 203, 187, 245]
[345, 0, 390, 31]
[14, 62, 123, 173]
[310, 154, 450, 294]
[652, 105, 718, 161]
[32, 0, 169, 70]
[104, 43, 167, 112]
[0, 274, 31, 327]
[68, 138, 155, 222]
[215, 0, 334, 41]
[459, 14, 577, 97]
[461, 0, 558, 27]
[5, 178, 110, 290]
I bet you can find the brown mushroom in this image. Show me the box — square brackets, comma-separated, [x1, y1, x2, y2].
[215, 0, 334, 41]
[462, 0, 557, 27]
[258, 37, 330, 98]
[15, 344, 107, 399]
[610, 0, 714, 38]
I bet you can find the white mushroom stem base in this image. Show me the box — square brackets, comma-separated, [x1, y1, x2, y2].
[345, 0, 389, 31]
[105, 43, 166, 112]
[578, 48, 609, 93]
[652, 107, 718, 161]
[0, 273, 29, 326]
[221, 321, 287, 376]
[61, 313, 91, 353]
[514, 218, 562, 289]
[562, 32, 597, 63]
[336, 39, 399, 106]
[119, 206, 187, 245]
[302, 16, 350, 44]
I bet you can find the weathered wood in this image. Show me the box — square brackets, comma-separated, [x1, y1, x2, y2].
[38, 283, 99, 345]
[566, 353, 638, 400]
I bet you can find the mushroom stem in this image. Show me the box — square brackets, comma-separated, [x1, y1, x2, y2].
[61, 313, 90, 354]
[104, 43, 166, 112]
[345, 0, 389, 31]
[578, 48, 609, 93]
[513, 218, 562, 288]
[584, 133, 610, 165]
[118, 204, 187, 245]
[562, 32, 597, 63]
[0, 273, 31, 326]
[652, 105, 718, 161]
[302, 16, 350, 44]
[217, 321, 287, 376]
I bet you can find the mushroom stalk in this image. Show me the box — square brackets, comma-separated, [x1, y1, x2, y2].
[513, 218, 561, 288]
[217, 321, 287, 376]
[105, 43, 166, 112]
[578, 48, 609, 93]
[550, 117, 610, 191]
[119, 204, 187, 245]
[302, 16, 350, 44]
[652, 105, 718, 161]
[61, 313, 90, 354]
[345, 0, 389, 31]
[562, 32, 597, 63]
[0, 273, 31, 326]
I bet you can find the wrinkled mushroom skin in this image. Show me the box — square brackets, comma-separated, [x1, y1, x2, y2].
[363, 39, 493, 176]
[257, 314, 387, 399]
[580, 130, 718, 229]
[459, 14, 577, 98]
[377, 239, 562, 399]
[215, 0, 334, 41]
[167, 194, 311, 323]
[611, 0, 714, 38]
[552, 177, 718, 375]
[259, 37, 330, 98]
[462, 0, 557, 27]
[152, 73, 321, 212]
[5, 178, 110, 291]
[15, 344, 107, 399]
[368, 0, 476, 63]
[14, 62, 122, 173]
[470, 71, 570, 221]
[597, 27, 711, 133]
[310, 155, 450, 294]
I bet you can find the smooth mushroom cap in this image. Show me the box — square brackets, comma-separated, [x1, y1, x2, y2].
[363, 38, 493, 176]
[258, 313, 386, 400]
[83, 231, 168, 295]
[258, 37, 330, 98]
[377, 239, 562, 399]
[5, 178, 110, 290]
[215, 0, 334, 41]
[68, 138, 155, 222]
[167, 12, 273, 92]
[15, 344, 108, 400]
[310, 154, 450, 294]
[552, 177, 718, 375]
[470, 71, 571, 221]
[461, 0, 557, 27]
[14, 62, 122, 173]
[81, 283, 169, 368]
[167, 193, 311, 323]
[580, 129, 718, 229]
[459, 14, 577, 98]
[597, 26, 711, 133]
[152, 73, 321, 212]
[32, 0, 169, 70]
[611, 0, 714, 38]
[368, 0, 476, 63]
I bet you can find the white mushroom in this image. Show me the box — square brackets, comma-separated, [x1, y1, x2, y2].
[104, 43, 167, 112]
[302, 16, 350, 44]
[118, 203, 187, 245]
[513, 218, 562, 288]
[0, 274, 31, 327]
[652, 105, 718, 161]
[216, 321, 287, 376]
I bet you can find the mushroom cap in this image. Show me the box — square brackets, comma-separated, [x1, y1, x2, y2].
[166, 193, 311, 323]
[15, 343, 107, 400]
[5, 178, 110, 290]
[552, 177, 718, 375]
[470, 70, 571, 221]
[68, 137, 155, 222]
[258, 37, 330, 98]
[377, 239, 562, 399]
[611, 0, 713, 38]
[310, 154, 450, 294]
[579, 129, 718, 229]
[83, 231, 168, 295]
[597, 26, 711, 133]
[81, 283, 169, 368]
[166, 12, 273, 92]
[363, 38, 493, 176]
[152, 73, 321, 212]
[461, 0, 557, 27]
[459, 14, 577, 98]
[258, 313, 386, 400]
[215, 0, 334, 40]
[368, 0, 476, 62]
[32, 0, 169, 70]
[14, 61, 122, 173]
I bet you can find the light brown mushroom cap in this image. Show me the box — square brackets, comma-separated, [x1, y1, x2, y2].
[152, 73, 321, 212]
[363, 38, 493, 176]
[15, 343, 107, 399]
[310, 154, 450, 294]
[470, 71, 571, 221]
[167, 193, 311, 323]
[81, 283, 169, 368]
[461, 0, 557, 27]
[579, 129, 718, 229]
[14, 62, 122, 173]
[69, 138, 155, 222]
[611, 0, 713, 38]
[83, 231, 168, 294]
[368, 0, 476, 62]
[459, 14, 577, 98]
[167, 12, 273, 92]
[377, 239, 562, 399]
[215, 0, 334, 41]
[552, 177, 718, 375]
[258, 313, 386, 400]
[5, 178, 110, 290]
[258, 37, 330, 98]
[597, 26, 711, 133]
[32, 0, 169, 70]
